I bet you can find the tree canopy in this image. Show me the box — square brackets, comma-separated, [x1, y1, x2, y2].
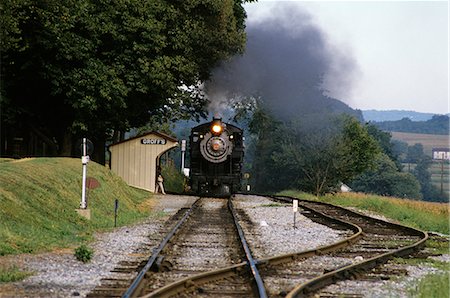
[350, 153, 422, 200]
[371, 115, 449, 135]
[246, 106, 379, 196]
[1, 0, 252, 162]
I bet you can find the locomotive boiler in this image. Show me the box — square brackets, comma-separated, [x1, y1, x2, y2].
[189, 117, 244, 197]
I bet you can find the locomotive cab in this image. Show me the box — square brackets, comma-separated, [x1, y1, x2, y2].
[189, 118, 244, 197]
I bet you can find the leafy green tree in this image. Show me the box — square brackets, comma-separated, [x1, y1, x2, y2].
[407, 145, 447, 202]
[1, 0, 251, 163]
[391, 139, 408, 161]
[247, 107, 284, 192]
[350, 153, 422, 199]
[248, 108, 379, 196]
[405, 143, 425, 164]
[366, 124, 402, 170]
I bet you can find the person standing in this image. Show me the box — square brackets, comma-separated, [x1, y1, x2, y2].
[155, 168, 166, 194]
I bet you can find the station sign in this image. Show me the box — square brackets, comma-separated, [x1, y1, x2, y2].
[141, 139, 167, 145]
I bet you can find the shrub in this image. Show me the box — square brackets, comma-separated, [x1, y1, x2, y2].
[74, 244, 93, 263]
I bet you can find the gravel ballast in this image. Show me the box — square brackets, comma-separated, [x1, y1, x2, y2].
[0, 194, 447, 298]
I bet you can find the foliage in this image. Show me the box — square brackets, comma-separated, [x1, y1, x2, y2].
[366, 124, 402, 170]
[280, 190, 449, 234]
[1, 0, 251, 163]
[372, 115, 449, 135]
[408, 272, 449, 298]
[350, 153, 422, 199]
[161, 162, 186, 193]
[74, 244, 93, 263]
[405, 143, 425, 163]
[0, 157, 153, 256]
[247, 105, 379, 196]
[390, 139, 409, 160]
[0, 265, 31, 282]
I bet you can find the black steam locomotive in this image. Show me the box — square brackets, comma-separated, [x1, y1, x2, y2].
[189, 117, 244, 197]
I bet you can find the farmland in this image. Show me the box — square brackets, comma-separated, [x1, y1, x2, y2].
[391, 132, 449, 157]
[391, 131, 449, 197]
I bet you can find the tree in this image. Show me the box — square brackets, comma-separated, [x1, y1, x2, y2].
[366, 124, 402, 170]
[1, 0, 251, 163]
[407, 145, 448, 202]
[350, 153, 422, 200]
[405, 143, 425, 164]
[248, 108, 379, 196]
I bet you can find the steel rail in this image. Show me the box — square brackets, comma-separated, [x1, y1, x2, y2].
[286, 230, 428, 298]
[138, 196, 363, 297]
[256, 203, 362, 267]
[263, 194, 429, 297]
[128, 193, 427, 297]
[228, 198, 268, 298]
[121, 198, 201, 298]
[139, 262, 248, 298]
[272, 194, 427, 238]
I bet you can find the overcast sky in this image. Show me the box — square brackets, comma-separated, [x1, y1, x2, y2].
[244, 0, 448, 114]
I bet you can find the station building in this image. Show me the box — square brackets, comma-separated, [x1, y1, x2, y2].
[108, 132, 178, 192]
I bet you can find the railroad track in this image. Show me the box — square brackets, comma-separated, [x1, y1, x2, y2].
[87, 197, 263, 298]
[87, 194, 428, 298]
[264, 195, 428, 297]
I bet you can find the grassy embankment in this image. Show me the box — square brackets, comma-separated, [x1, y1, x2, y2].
[0, 157, 158, 257]
[278, 190, 449, 234]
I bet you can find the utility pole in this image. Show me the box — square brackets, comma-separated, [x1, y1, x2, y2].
[181, 140, 186, 173]
[440, 160, 444, 196]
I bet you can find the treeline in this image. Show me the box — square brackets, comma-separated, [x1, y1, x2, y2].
[243, 103, 448, 202]
[1, 0, 252, 163]
[371, 115, 449, 135]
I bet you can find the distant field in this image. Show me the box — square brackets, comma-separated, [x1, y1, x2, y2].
[391, 132, 449, 156]
[402, 161, 449, 196]
[392, 131, 449, 197]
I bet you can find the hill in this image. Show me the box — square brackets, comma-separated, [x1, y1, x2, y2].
[0, 158, 153, 256]
[362, 109, 442, 122]
[370, 115, 449, 135]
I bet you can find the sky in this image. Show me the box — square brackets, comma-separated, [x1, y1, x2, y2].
[243, 0, 448, 114]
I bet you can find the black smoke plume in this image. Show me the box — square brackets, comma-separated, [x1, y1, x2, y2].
[206, 3, 361, 122]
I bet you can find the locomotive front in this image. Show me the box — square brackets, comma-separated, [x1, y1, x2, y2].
[189, 117, 244, 197]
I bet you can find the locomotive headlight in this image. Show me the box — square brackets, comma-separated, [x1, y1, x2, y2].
[211, 124, 222, 134]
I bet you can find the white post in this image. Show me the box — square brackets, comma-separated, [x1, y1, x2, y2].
[181, 140, 186, 172]
[81, 138, 88, 209]
[293, 200, 298, 229]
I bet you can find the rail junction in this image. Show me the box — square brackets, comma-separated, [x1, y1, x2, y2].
[86, 194, 428, 298]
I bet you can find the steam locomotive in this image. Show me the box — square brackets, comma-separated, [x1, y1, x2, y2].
[189, 117, 244, 197]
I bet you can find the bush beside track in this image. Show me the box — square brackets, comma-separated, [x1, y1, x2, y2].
[0, 157, 155, 256]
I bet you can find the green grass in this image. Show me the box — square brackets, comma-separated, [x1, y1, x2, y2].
[259, 203, 284, 207]
[408, 272, 449, 298]
[391, 234, 449, 297]
[279, 190, 449, 234]
[0, 265, 31, 282]
[0, 157, 155, 256]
